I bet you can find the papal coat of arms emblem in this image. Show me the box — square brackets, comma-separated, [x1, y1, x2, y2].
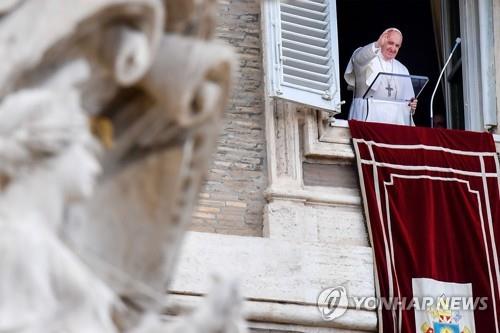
[419, 294, 472, 333]
[413, 278, 476, 333]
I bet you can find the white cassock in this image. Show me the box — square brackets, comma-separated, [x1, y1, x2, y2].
[344, 42, 415, 126]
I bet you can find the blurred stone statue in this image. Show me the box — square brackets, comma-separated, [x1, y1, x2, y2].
[0, 0, 244, 332]
[0, 88, 117, 332]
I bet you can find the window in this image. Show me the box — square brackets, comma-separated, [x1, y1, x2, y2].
[261, 0, 341, 113]
[445, 0, 497, 131]
[262, 0, 497, 132]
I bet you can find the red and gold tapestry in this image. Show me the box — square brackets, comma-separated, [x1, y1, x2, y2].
[349, 120, 500, 333]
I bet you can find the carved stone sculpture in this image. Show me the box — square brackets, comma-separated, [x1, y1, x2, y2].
[0, 0, 243, 332]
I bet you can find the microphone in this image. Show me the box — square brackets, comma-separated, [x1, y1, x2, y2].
[430, 37, 461, 128]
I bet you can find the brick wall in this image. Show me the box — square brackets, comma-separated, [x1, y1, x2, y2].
[190, 0, 267, 236]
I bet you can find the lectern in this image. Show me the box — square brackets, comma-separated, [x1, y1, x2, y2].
[362, 72, 428, 126]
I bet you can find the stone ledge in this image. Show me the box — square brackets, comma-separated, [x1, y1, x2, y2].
[264, 185, 361, 207]
[166, 293, 377, 332]
[170, 232, 374, 305]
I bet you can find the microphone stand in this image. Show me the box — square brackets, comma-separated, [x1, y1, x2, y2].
[430, 37, 461, 128]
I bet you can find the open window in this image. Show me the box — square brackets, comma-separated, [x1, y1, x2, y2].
[261, 0, 341, 113]
[263, 0, 497, 133]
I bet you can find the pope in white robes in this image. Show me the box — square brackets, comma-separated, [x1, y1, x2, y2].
[344, 28, 418, 126]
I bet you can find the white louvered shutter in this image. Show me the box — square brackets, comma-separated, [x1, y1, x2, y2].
[263, 0, 340, 112]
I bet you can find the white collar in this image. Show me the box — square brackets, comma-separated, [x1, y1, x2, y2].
[377, 55, 394, 72]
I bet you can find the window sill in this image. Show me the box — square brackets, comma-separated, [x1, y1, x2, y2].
[304, 111, 500, 159]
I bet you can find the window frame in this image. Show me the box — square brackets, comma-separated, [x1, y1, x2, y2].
[445, 0, 497, 131]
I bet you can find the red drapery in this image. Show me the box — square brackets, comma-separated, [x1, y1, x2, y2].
[349, 120, 500, 333]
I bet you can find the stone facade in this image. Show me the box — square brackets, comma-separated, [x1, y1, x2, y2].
[191, 0, 267, 236]
[174, 1, 500, 332]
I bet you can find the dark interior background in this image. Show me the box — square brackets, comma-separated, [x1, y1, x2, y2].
[336, 0, 445, 127]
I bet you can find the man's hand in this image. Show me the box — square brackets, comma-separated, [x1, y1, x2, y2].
[409, 98, 418, 112]
[376, 31, 387, 49]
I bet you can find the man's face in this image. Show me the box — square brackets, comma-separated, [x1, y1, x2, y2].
[381, 32, 402, 61]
